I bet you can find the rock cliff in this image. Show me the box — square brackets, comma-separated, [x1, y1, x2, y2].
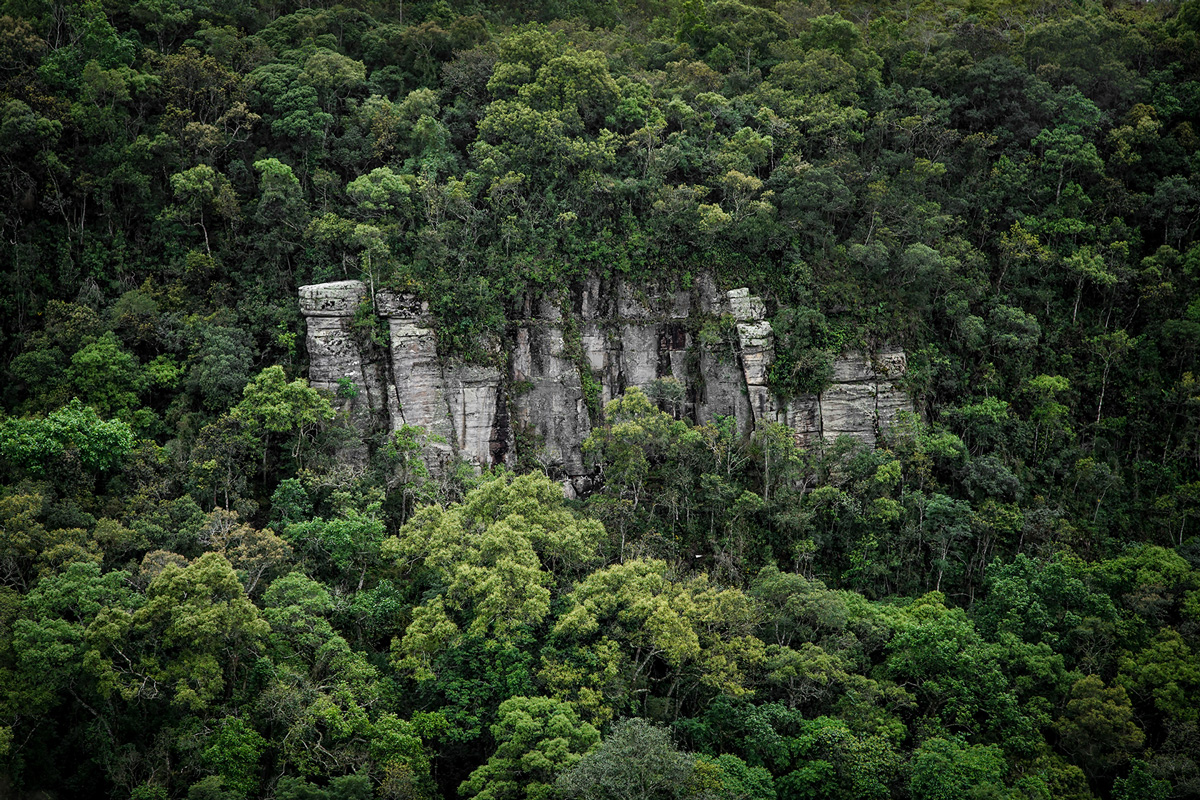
[299, 279, 914, 485]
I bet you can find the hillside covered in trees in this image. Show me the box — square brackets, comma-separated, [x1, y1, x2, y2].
[1, 0, 1200, 797]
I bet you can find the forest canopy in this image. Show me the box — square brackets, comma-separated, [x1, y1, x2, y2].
[0, 0, 1199, 797]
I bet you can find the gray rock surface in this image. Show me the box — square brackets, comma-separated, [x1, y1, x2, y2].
[444, 364, 506, 468]
[299, 280, 367, 317]
[784, 348, 912, 448]
[386, 318, 449, 439]
[511, 324, 591, 475]
[300, 280, 915, 481]
[298, 281, 384, 463]
[729, 288, 780, 427]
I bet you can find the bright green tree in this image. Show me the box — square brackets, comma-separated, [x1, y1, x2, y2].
[460, 696, 600, 800]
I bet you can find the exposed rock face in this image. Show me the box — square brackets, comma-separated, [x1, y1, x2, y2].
[511, 315, 590, 476]
[300, 280, 914, 479]
[723, 288, 911, 448]
[301, 284, 513, 472]
[296, 281, 386, 463]
[782, 350, 911, 448]
[729, 287, 780, 430]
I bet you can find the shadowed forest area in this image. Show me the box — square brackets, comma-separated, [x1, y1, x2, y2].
[1, 0, 1199, 797]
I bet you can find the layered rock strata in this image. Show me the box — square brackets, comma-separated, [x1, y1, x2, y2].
[727, 287, 911, 448]
[299, 279, 914, 481]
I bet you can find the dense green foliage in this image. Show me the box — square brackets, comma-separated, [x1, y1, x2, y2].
[1, 0, 1200, 797]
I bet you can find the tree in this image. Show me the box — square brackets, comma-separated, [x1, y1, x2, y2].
[1113, 760, 1171, 800]
[908, 737, 1009, 800]
[698, 754, 775, 800]
[582, 388, 701, 560]
[557, 718, 702, 800]
[257, 573, 394, 778]
[276, 773, 374, 800]
[251, 157, 310, 271]
[552, 559, 764, 707]
[1031, 103, 1104, 207]
[1117, 629, 1200, 727]
[770, 715, 904, 800]
[1054, 675, 1145, 776]
[283, 500, 385, 591]
[300, 48, 365, 114]
[1088, 330, 1135, 424]
[704, 1, 788, 73]
[205, 509, 293, 595]
[185, 321, 255, 413]
[189, 415, 258, 511]
[974, 554, 1118, 655]
[162, 165, 239, 254]
[11, 560, 137, 713]
[346, 166, 414, 219]
[884, 594, 1031, 745]
[381, 424, 436, 523]
[199, 716, 267, 799]
[0, 488, 48, 587]
[0, 399, 135, 479]
[87, 553, 269, 711]
[918, 492, 972, 593]
[460, 696, 600, 800]
[766, 308, 837, 400]
[232, 366, 335, 475]
[388, 472, 604, 679]
[66, 332, 142, 418]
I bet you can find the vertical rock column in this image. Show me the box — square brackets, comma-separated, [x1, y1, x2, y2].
[614, 283, 664, 391]
[785, 350, 913, 447]
[816, 351, 912, 446]
[695, 276, 755, 435]
[300, 284, 511, 473]
[584, 279, 698, 412]
[298, 280, 386, 463]
[443, 363, 508, 469]
[868, 349, 913, 442]
[818, 354, 885, 445]
[728, 288, 781, 428]
[723, 288, 913, 446]
[578, 277, 620, 407]
[374, 290, 455, 463]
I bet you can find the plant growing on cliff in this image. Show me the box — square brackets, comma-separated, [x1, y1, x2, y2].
[352, 296, 390, 349]
[383, 424, 436, 522]
[560, 310, 604, 424]
[697, 315, 740, 363]
[514, 420, 552, 475]
[766, 307, 841, 400]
